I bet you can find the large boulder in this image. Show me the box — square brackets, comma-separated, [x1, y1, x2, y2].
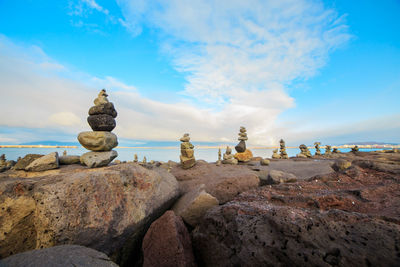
[0, 163, 179, 266]
[171, 161, 259, 204]
[142, 211, 196, 267]
[12, 154, 44, 170]
[80, 150, 118, 168]
[0, 245, 118, 267]
[25, 152, 59, 172]
[78, 131, 118, 151]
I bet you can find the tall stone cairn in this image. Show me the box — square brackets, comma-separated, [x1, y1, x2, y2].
[78, 89, 118, 168]
[234, 127, 253, 162]
[314, 142, 321, 156]
[297, 144, 312, 158]
[279, 139, 289, 159]
[325, 145, 332, 155]
[180, 133, 196, 169]
[351, 145, 359, 152]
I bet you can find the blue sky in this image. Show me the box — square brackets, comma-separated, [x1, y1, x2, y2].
[0, 0, 399, 146]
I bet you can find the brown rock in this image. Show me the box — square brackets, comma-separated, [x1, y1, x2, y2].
[25, 152, 59, 172]
[332, 159, 352, 172]
[234, 149, 253, 162]
[180, 156, 196, 169]
[59, 155, 81, 165]
[88, 102, 117, 118]
[0, 164, 179, 266]
[181, 149, 194, 158]
[172, 186, 219, 226]
[171, 162, 259, 204]
[13, 154, 43, 170]
[77, 131, 118, 151]
[142, 210, 196, 267]
[87, 114, 116, 132]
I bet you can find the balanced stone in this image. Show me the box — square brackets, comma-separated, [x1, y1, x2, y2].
[272, 149, 280, 159]
[279, 139, 289, 159]
[94, 89, 109, 106]
[235, 127, 248, 152]
[235, 140, 246, 153]
[314, 142, 321, 156]
[80, 150, 118, 168]
[78, 131, 118, 151]
[234, 149, 253, 162]
[180, 133, 196, 169]
[87, 114, 116, 131]
[297, 144, 312, 158]
[222, 146, 238, 165]
[89, 102, 117, 118]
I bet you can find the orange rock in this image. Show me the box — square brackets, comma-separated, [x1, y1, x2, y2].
[234, 149, 253, 162]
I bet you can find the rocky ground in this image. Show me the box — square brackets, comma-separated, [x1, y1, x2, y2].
[0, 150, 399, 266]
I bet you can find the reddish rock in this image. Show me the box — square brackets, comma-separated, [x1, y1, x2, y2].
[234, 149, 253, 162]
[142, 210, 196, 267]
[192, 154, 400, 266]
[171, 161, 259, 204]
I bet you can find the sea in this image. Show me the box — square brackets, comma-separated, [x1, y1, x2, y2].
[0, 147, 392, 163]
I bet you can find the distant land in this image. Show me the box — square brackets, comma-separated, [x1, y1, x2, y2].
[342, 141, 399, 146]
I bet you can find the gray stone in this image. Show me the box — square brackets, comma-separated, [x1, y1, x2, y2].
[0, 245, 118, 267]
[25, 152, 59, 172]
[87, 114, 116, 132]
[80, 150, 118, 168]
[260, 158, 270, 166]
[267, 170, 297, 184]
[78, 131, 118, 151]
[13, 154, 43, 170]
[59, 155, 81, 165]
[88, 102, 117, 118]
[235, 140, 246, 153]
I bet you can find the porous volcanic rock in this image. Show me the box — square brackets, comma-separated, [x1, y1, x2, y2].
[78, 131, 118, 151]
[87, 114, 116, 132]
[192, 156, 400, 266]
[234, 149, 253, 162]
[142, 210, 196, 267]
[80, 150, 118, 168]
[25, 152, 59, 172]
[171, 161, 259, 204]
[0, 163, 179, 266]
[12, 154, 44, 170]
[59, 155, 81, 165]
[0, 245, 118, 267]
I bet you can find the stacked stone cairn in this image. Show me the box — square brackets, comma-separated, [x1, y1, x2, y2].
[78, 89, 118, 168]
[279, 139, 289, 159]
[272, 149, 280, 159]
[180, 133, 196, 169]
[297, 144, 312, 158]
[222, 146, 238, 165]
[333, 147, 340, 153]
[234, 126, 253, 162]
[351, 145, 359, 152]
[314, 142, 322, 156]
[134, 154, 138, 163]
[0, 154, 15, 172]
[325, 145, 332, 155]
[216, 148, 222, 166]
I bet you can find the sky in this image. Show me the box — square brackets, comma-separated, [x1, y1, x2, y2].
[0, 0, 399, 146]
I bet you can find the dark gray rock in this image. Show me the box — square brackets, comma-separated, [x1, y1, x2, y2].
[87, 114, 116, 132]
[0, 245, 118, 267]
[13, 154, 43, 170]
[235, 140, 246, 153]
[89, 102, 118, 118]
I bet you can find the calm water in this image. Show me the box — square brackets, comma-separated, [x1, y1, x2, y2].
[0, 147, 391, 163]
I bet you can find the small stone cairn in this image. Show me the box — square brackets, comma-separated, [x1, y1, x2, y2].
[314, 142, 321, 156]
[78, 89, 118, 168]
[216, 148, 222, 166]
[180, 133, 196, 169]
[272, 149, 280, 159]
[325, 145, 332, 155]
[333, 147, 340, 153]
[351, 145, 359, 152]
[234, 126, 253, 162]
[222, 146, 238, 165]
[297, 144, 312, 158]
[279, 139, 289, 159]
[0, 154, 16, 172]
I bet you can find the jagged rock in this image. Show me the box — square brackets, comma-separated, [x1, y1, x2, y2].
[172, 186, 219, 227]
[0, 164, 179, 266]
[222, 146, 238, 165]
[13, 154, 43, 170]
[78, 131, 118, 151]
[234, 149, 253, 162]
[58, 155, 81, 165]
[87, 114, 116, 132]
[142, 211, 196, 267]
[0, 245, 118, 267]
[25, 152, 59, 172]
[89, 102, 117, 118]
[80, 150, 118, 168]
[235, 140, 246, 153]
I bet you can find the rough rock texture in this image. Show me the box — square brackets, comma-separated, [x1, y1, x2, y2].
[87, 114, 116, 132]
[267, 169, 297, 184]
[171, 161, 259, 204]
[235, 140, 246, 153]
[25, 152, 59, 172]
[192, 154, 400, 266]
[260, 159, 270, 166]
[234, 149, 253, 162]
[0, 163, 179, 266]
[173, 186, 219, 227]
[80, 150, 118, 168]
[58, 155, 81, 165]
[332, 159, 352, 172]
[12, 154, 44, 170]
[180, 156, 196, 169]
[142, 211, 196, 267]
[78, 131, 118, 151]
[0, 245, 118, 267]
[89, 102, 118, 118]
